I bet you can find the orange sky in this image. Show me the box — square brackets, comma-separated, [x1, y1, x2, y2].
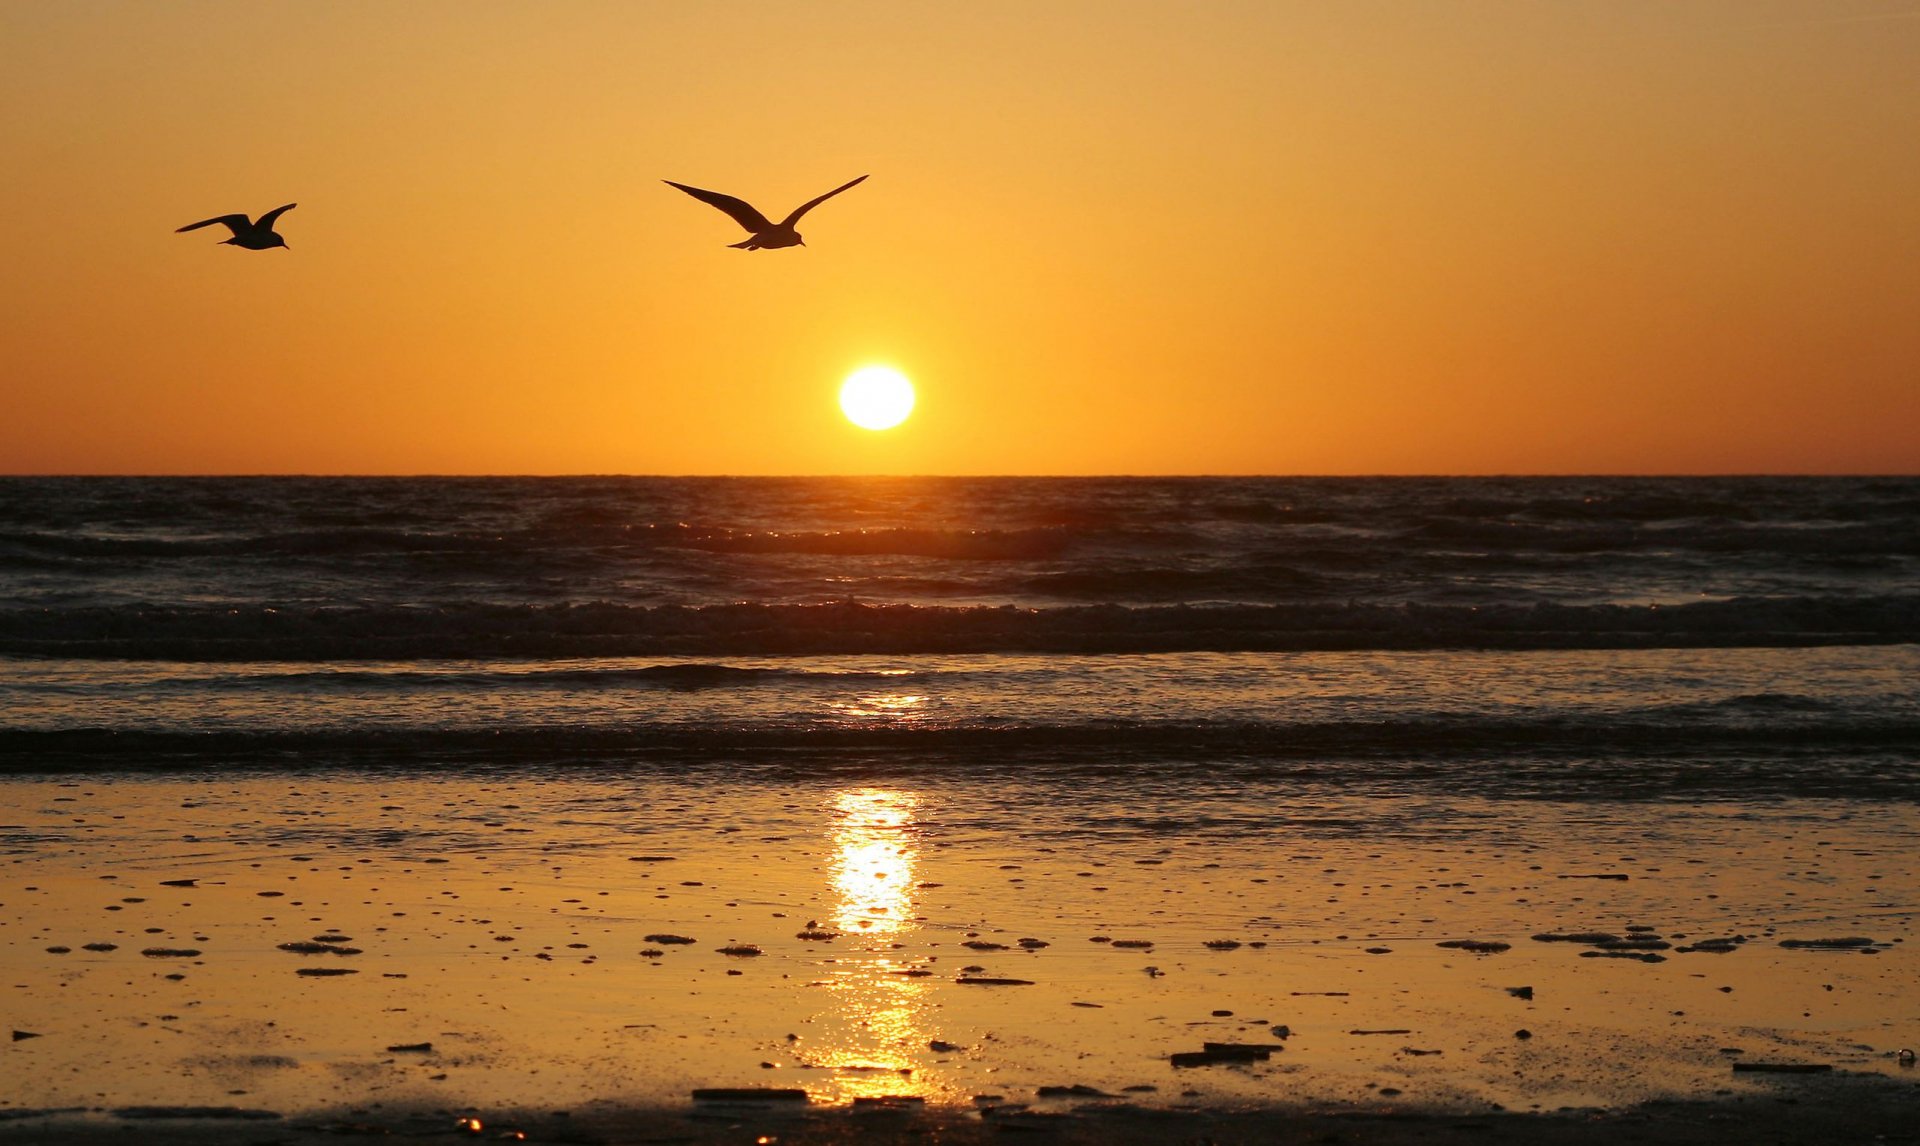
[2, 0, 1916, 475]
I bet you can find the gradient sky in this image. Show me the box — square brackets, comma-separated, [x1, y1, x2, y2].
[2, 0, 1916, 474]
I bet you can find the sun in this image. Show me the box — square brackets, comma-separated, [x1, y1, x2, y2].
[839, 367, 915, 431]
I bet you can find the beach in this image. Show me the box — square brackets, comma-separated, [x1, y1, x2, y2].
[3, 477, 1917, 1141]
[4, 766, 1915, 1141]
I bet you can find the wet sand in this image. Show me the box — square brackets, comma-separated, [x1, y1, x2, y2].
[3, 769, 1916, 1141]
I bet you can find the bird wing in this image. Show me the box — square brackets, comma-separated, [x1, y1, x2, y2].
[663, 181, 773, 234]
[779, 174, 869, 227]
[175, 214, 251, 236]
[257, 203, 298, 229]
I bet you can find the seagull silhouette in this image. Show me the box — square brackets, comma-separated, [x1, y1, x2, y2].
[663, 176, 867, 250]
[175, 203, 297, 250]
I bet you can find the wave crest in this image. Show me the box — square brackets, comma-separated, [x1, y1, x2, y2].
[2, 596, 1915, 660]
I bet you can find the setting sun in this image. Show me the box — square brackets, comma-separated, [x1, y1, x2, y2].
[839, 366, 915, 431]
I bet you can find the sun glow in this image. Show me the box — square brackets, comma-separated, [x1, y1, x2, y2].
[839, 367, 915, 430]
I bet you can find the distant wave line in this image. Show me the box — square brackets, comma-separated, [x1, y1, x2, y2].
[1, 596, 1917, 660]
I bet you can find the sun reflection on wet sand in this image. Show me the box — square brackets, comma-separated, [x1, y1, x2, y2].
[812, 787, 937, 1101]
[829, 787, 919, 936]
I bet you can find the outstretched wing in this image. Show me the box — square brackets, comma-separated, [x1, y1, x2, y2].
[780, 174, 868, 227]
[257, 203, 297, 230]
[663, 181, 773, 234]
[175, 214, 251, 237]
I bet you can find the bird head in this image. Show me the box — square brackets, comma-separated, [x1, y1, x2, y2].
[270, 234, 290, 250]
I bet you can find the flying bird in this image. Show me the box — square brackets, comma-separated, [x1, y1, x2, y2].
[663, 176, 868, 250]
[175, 203, 297, 249]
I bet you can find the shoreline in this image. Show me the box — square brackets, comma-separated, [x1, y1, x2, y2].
[4, 771, 1914, 1130]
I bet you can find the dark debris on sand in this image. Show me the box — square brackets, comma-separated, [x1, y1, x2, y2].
[14, 1081, 1920, 1146]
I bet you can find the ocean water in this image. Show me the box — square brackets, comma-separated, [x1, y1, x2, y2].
[4, 478, 1919, 1120]
[2, 476, 1917, 794]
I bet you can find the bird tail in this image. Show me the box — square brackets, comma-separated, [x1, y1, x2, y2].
[728, 238, 759, 250]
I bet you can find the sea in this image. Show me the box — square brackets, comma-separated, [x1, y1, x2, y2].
[4, 476, 1919, 1118]
[2, 475, 1917, 799]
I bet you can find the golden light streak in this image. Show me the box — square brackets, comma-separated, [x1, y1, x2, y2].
[828, 787, 919, 936]
[811, 787, 936, 1101]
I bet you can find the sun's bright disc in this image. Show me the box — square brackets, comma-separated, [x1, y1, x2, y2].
[839, 367, 915, 430]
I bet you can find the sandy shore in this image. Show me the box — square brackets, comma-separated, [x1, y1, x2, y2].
[3, 769, 1915, 1140]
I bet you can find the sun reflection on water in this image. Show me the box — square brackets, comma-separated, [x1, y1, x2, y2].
[812, 788, 939, 1101]
[829, 691, 930, 724]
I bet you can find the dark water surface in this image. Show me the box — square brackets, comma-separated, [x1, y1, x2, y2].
[2, 476, 1916, 787]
